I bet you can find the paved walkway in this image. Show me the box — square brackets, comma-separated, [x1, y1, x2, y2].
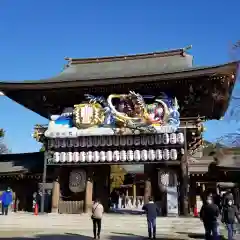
[0, 213, 207, 239]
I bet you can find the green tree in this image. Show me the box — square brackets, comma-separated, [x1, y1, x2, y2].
[0, 129, 4, 138]
[0, 129, 9, 154]
[39, 145, 45, 152]
[110, 165, 126, 191]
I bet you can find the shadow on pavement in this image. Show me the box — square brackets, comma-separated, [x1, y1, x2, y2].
[111, 232, 195, 240]
[0, 233, 92, 240]
[177, 231, 205, 239]
[177, 231, 226, 240]
[108, 209, 144, 215]
[0, 232, 203, 239]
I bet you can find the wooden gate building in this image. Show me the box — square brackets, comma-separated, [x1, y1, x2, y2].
[0, 47, 238, 215]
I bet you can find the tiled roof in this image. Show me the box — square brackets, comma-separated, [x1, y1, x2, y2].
[0, 152, 43, 174]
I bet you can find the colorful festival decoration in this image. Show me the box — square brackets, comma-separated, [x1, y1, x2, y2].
[44, 91, 180, 138]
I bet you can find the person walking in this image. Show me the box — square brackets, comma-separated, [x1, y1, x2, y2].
[110, 189, 120, 210]
[1, 187, 13, 216]
[200, 196, 220, 240]
[142, 196, 160, 239]
[91, 199, 104, 239]
[221, 199, 240, 240]
[223, 190, 234, 207]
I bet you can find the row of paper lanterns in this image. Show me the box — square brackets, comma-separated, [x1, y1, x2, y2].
[51, 149, 183, 163]
[47, 133, 185, 148]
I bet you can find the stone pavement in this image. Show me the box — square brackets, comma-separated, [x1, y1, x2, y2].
[0, 213, 207, 239]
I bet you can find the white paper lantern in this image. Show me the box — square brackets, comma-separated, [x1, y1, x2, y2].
[106, 136, 113, 146]
[67, 139, 74, 147]
[93, 151, 100, 162]
[148, 135, 155, 145]
[86, 137, 93, 147]
[79, 137, 86, 147]
[134, 150, 141, 161]
[126, 136, 133, 146]
[120, 150, 127, 162]
[133, 136, 141, 146]
[127, 150, 134, 162]
[100, 136, 107, 146]
[113, 136, 120, 146]
[92, 137, 100, 147]
[163, 133, 170, 144]
[155, 149, 162, 161]
[163, 149, 170, 160]
[86, 151, 93, 162]
[79, 151, 86, 162]
[113, 150, 120, 162]
[106, 151, 113, 162]
[74, 139, 80, 147]
[100, 151, 106, 162]
[53, 152, 60, 162]
[141, 136, 148, 145]
[60, 152, 66, 162]
[67, 152, 73, 162]
[155, 135, 162, 145]
[177, 133, 184, 144]
[141, 150, 148, 161]
[170, 149, 178, 160]
[170, 133, 177, 144]
[120, 137, 127, 146]
[73, 152, 79, 162]
[148, 149, 155, 161]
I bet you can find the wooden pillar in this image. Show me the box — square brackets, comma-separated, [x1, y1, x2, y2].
[144, 179, 151, 204]
[189, 178, 196, 213]
[51, 180, 60, 213]
[133, 183, 136, 206]
[84, 169, 93, 213]
[51, 169, 60, 213]
[179, 127, 189, 216]
[144, 164, 152, 204]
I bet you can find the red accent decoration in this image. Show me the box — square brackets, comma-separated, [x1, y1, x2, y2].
[193, 205, 198, 217]
[34, 203, 39, 216]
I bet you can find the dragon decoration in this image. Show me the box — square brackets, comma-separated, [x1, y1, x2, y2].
[44, 91, 180, 136]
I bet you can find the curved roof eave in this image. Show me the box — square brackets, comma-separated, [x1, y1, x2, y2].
[0, 61, 238, 91]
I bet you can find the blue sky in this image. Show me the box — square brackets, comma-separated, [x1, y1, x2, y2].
[0, 0, 239, 153]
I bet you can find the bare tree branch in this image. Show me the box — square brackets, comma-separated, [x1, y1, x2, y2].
[215, 40, 240, 147]
[0, 142, 9, 154]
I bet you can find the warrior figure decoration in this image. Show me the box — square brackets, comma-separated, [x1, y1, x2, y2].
[44, 91, 180, 137]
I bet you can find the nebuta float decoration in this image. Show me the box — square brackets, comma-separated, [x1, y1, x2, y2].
[44, 91, 180, 138]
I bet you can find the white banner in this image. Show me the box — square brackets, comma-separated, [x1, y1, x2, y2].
[166, 186, 178, 216]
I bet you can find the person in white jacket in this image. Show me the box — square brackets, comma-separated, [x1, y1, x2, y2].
[91, 199, 104, 239]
